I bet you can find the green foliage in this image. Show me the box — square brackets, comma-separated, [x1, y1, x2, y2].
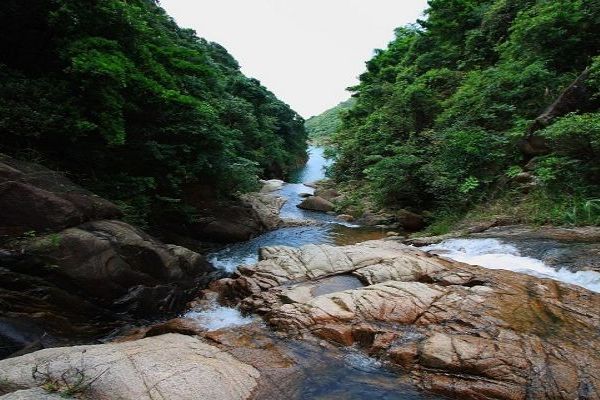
[305, 98, 356, 144]
[537, 113, 600, 194]
[506, 165, 523, 178]
[0, 0, 307, 229]
[329, 0, 600, 225]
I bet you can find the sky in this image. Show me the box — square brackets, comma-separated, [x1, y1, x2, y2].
[160, 0, 428, 118]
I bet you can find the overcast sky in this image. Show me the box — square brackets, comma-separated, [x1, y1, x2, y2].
[160, 0, 428, 118]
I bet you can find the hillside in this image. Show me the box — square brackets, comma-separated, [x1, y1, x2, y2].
[305, 98, 356, 144]
[329, 0, 600, 229]
[0, 0, 307, 229]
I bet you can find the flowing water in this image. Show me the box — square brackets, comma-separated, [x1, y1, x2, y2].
[424, 238, 600, 293]
[186, 146, 439, 399]
[184, 146, 598, 399]
[209, 146, 387, 272]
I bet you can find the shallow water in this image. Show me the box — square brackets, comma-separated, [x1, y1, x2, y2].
[424, 238, 600, 293]
[208, 146, 386, 272]
[189, 147, 442, 399]
[184, 304, 255, 331]
[294, 345, 442, 400]
[195, 147, 596, 399]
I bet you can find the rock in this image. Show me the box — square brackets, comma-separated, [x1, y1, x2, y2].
[395, 209, 425, 231]
[298, 192, 313, 198]
[358, 210, 423, 231]
[386, 231, 400, 237]
[115, 318, 205, 342]
[0, 334, 260, 400]
[0, 155, 121, 236]
[520, 68, 595, 157]
[314, 188, 340, 202]
[0, 388, 63, 399]
[240, 193, 286, 231]
[357, 211, 395, 226]
[404, 233, 459, 247]
[303, 181, 319, 188]
[279, 218, 323, 228]
[528, 68, 594, 134]
[188, 193, 285, 243]
[472, 224, 600, 242]
[260, 179, 285, 193]
[21, 220, 215, 314]
[297, 196, 335, 212]
[513, 172, 534, 183]
[0, 220, 218, 358]
[336, 214, 354, 222]
[212, 240, 600, 400]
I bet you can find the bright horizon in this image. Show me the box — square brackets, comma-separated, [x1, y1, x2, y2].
[159, 0, 428, 118]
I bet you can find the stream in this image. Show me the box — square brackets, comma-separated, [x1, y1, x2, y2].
[183, 146, 600, 399]
[209, 146, 388, 272]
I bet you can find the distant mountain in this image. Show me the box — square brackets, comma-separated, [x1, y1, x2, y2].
[305, 98, 356, 143]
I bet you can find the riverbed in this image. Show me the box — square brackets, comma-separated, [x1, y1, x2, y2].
[185, 146, 600, 399]
[208, 146, 388, 272]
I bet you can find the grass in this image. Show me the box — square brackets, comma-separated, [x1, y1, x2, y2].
[32, 354, 109, 398]
[409, 189, 600, 238]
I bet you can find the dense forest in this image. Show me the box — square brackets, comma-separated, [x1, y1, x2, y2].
[305, 98, 356, 144]
[329, 0, 600, 229]
[0, 0, 307, 229]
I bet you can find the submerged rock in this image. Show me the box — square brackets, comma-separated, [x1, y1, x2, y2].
[297, 196, 335, 212]
[0, 334, 259, 400]
[211, 240, 600, 400]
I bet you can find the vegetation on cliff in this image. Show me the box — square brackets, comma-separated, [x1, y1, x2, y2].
[0, 0, 307, 228]
[305, 98, 356, 144]
[329, 0, 600, 227]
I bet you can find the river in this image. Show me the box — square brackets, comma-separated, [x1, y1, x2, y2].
[185, 146, 441, 400]
[209, 146, 387, 272]
[183, 146, 599, 399]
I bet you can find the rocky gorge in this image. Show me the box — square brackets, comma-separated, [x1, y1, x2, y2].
[1, 148, 600, 399]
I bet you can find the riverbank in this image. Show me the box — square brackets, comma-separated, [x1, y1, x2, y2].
[2, 147, 600, 399]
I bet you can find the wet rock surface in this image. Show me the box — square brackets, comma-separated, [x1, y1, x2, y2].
[472, 224, 600, 243]
[211, 240, 600, 400]
[0, 156, 222, 359]
[407, 224, 600, 274]
[0, 220, 219, 358]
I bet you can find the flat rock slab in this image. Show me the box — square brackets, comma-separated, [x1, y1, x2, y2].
[0, 334, 259, 400]
[213, 240, 600, 400]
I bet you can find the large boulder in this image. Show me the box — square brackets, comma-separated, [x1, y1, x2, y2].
[259, 179, 285, 193]
[313, 188, 340, 202]
[20, 220, 215, 314]
[0, 334, 259, 400]
[0, 155, 121, 236]
[0, 156, 220, 360]
[395, 209, 425, 231]
[211, 240, 600, 400]
[0, 220, 218, 359]
[186, 193, 285, 243]
[357, 211, 396, 226]
[297, 196, 334, 212]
